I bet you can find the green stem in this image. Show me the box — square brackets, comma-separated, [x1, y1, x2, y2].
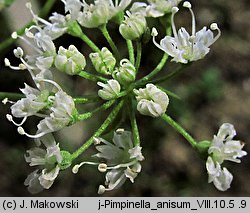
[126, 40, 135, 65]
[128, 97, 140, 146]
[0, 0, 57, 52]
[67, 21, 100, 53]
[78, 71, 108, 82]
[71, 100, 124, 161]
[161, 114, 197, 147]
[100, 25, 120, 60]
[79, 33, 100, 53]
[77, 100, 115, 121]
[135, 53, 168, 87]
[135, 41, 142, 73]
[166, 15, 172, 36]
[73, 95, 101, 104]
[71, 99, 124, 160]
[0, 92, 24, 100]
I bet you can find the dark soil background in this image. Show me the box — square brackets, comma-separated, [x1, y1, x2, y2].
[0, 0, 249, 196]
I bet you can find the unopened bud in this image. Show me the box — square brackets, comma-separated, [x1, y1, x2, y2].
[55, 45, 86, 75]
[112, 59, 136, 86]
[90, 47, 116, 75]
[119, 12, 147, 40]
[97, 80, 121, 100]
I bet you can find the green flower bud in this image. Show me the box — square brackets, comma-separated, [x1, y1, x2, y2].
[97, 79, 121, 100]
[77, 1, 111, 28]
[112, 59, 136, 86]
[55, 45, 86, 75]
[134, 84, 169, 117]
[119, 12, 147, 40]
[89, 47, 116, 75]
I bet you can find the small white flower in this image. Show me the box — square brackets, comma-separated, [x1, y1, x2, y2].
[77, 0, 111, 28]
[205, 123, 247, 191]
[10, 79, 78, 139]
[24, 134, 62, 194]
[44, 12, 68, 39]
[55, 45, 86, 75]
[130, 0, 181, 18]
[7, 30, 55, 83]
[33, 29, 56, 54]
[61, 0, 82, 20]
[109, 0, 132, 18]
[206, 156, 233, 191]
[26, 2, 67, 40]
[152, 2, 221, 63]
[9, 83, 50, 126]
[76, 0, 131, 28]
[119, 11, 147, 40]
[37, 90, 77, 136]
[89, 47, 116, 75]
[94, 129, 144, 194]
[7, 78, 63, 129]
[208, 123, 247, 164]
[112, 59, 136, 86]
[146, 0, 182, 17]
[134, 84, 169, 117]
[97, 79, 121, 100]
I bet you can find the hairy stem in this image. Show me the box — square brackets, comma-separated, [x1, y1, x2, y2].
[77, 100, 115, 121]
[161, 114, 197, 147]
[71, 99, 124, 160]
[79, 33, 100, 53]
[78, 71, 108, 82]
[73, 95, 101, 104]
[135, 41, 142, 73]
[0, 92, 24, 100]
[128, 97, 140, 146]
[126, 40, 135, 65]
[100, 25, 120, 60]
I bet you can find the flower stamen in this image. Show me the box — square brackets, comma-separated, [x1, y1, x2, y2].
[6, 114, 27, 126]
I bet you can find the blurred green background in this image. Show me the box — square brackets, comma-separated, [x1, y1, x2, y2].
[0, 0, 249, 196]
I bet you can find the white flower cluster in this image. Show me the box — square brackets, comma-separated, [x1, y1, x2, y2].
[3, 0, 244, 196]
[7, 79, 77, 139]
[131, 0, 182, 18]
[3, 2, 84, 193]
[24, 134, 62, 193]
[206, 123, 247, 191]
[95, 129, 144, 194]
[71, 129, 144, 194]
[62, 0, 131, 28]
